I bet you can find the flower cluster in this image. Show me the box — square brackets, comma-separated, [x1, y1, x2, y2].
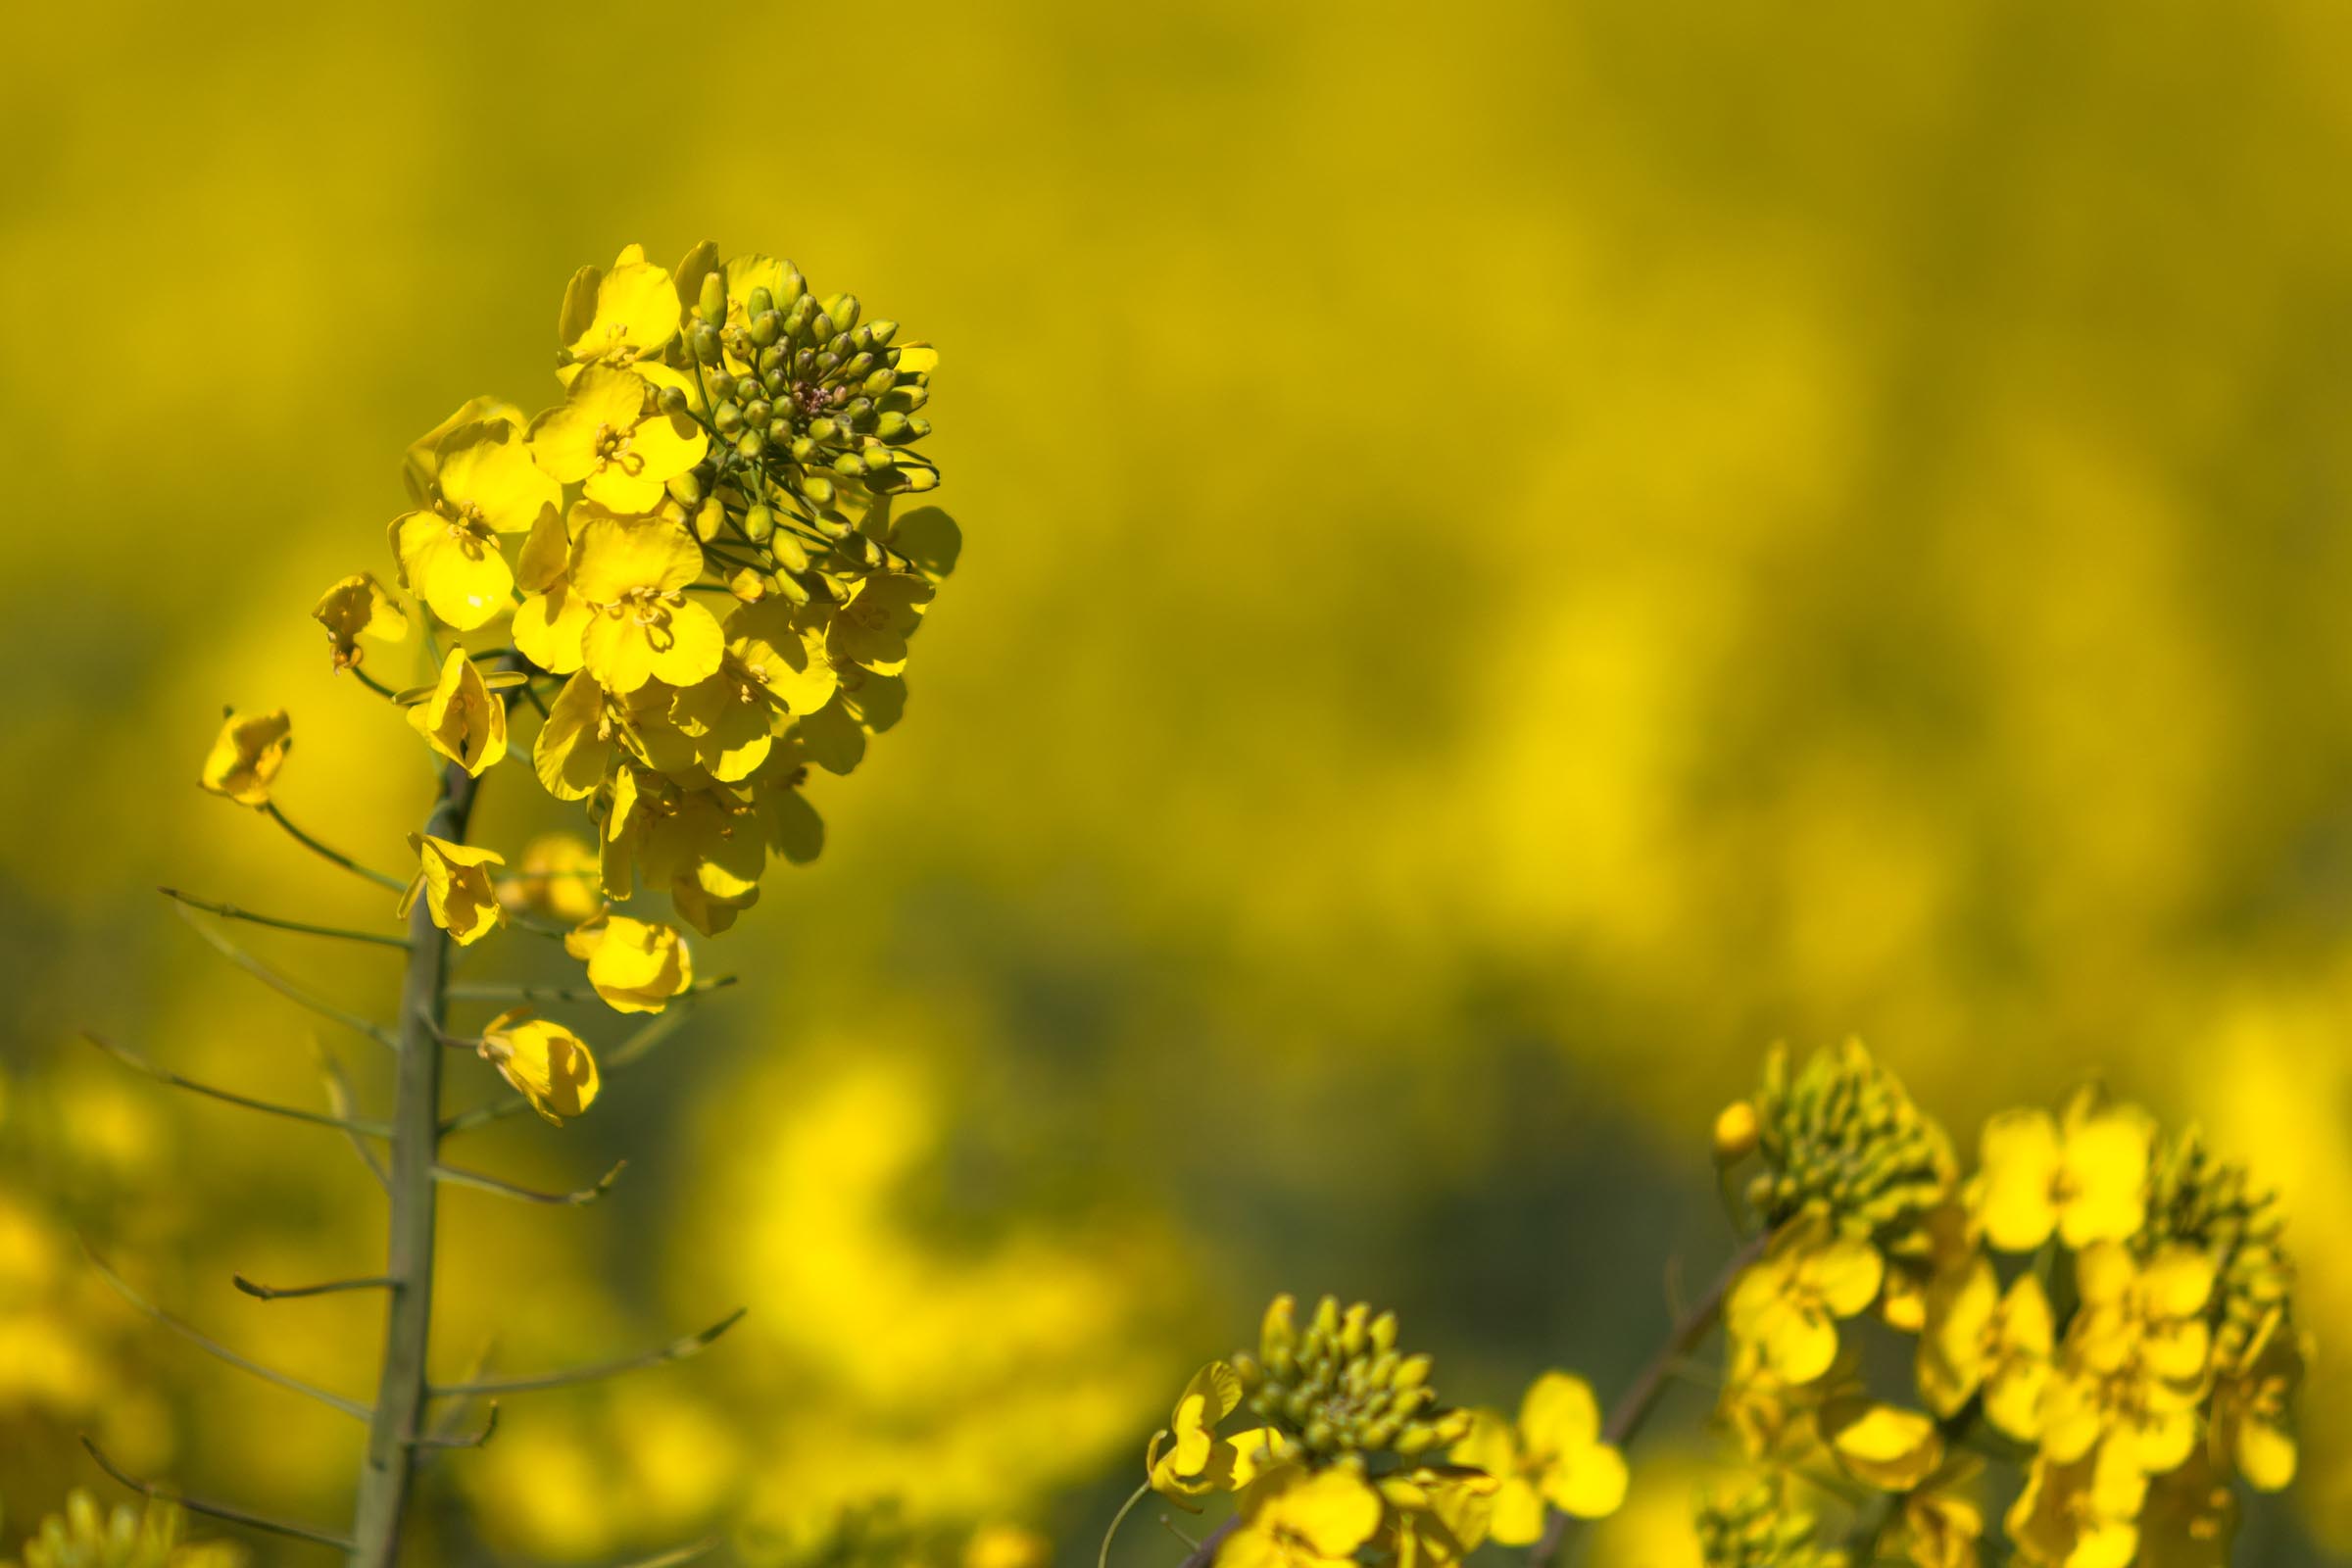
[1707, 1044, 2307, 1568]
[1128, 1297, 1625, 1568]
[385, 241, 957, 944]
[0, 1493, 240, 1568]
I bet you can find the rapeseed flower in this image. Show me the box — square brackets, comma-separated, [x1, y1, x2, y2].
[1448, 1371, 1626, 1544]
[1727, 1209, 1885, 1383]
[563, 914, 692, 1014]
[479, 1007, 600, 1122]
[405, 648, 507, 776]
[311, 572, 407, 670]
[197, 710, 290, 807]
[1976, 1092, 2152, 1253]
[397, 833, 505, 945]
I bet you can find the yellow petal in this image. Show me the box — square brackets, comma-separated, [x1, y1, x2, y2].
[1977, 1109, 2062, 1252]
[1823, 1400, 1945, 1492]
[198, 710, 292, 807]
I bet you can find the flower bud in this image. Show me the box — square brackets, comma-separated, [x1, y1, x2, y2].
[751, 310, 781, 348]
[693, 497, 727, 543]
[667, 471, 705, 507]
[746, 286, 774, 320]
[691, 322, 721, 363]
[744, 505, 775, 544]
[771, 531, 809, 572]
[1714, 1101, 1761, 1163]
[698, 270, 727, 324]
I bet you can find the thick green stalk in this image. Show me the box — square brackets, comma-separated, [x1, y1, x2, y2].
[351, 759, 478, 1566]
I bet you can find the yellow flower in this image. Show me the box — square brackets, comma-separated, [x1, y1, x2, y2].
[568, 509, 725, 693]
[479, 1006, 600, 1122]
[1898, 1461, 1985, 1568]
[726, 596, 841, 715]
[668, 662, 779, 783]
[962, 1525, 1051, 1568]
[826, 572, 934, 674]
[2210, 1309, 2301, 1492]
[397, 833, 506, 946]
[1375, 1467, 1497, 1568]
[558, 244, 680, 374]
[311, 572, 407, 670]
[514, 510, 593, 675]
[2006, 1444, 2147, 1568]
[393, 416, 559, 629]
[1221, 1465, 1384, 1568]
[406, 648, 508, 776]
[2040, 1243, 2214, 1477]
[1450, 1371, 1626, 1544]
[403, 394, 525, 506]
[1147, 1361, 1286, 1503]
[1820, 1398, 1944, 1492]
[1976, 1093, 2152, 1253]
[563, 914, 693, 1014]
[1918, 1258, 2053, 1440]
[528, 367, 707, 513]
[197, 710, 291, 807]
[500, 834, 604, 924]
[1727, 1209, 1886, 1384]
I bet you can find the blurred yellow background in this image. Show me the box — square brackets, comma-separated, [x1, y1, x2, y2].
[4, 1, 2350, 1563]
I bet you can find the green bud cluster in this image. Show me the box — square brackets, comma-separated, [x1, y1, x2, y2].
[1694, 1483, 1848, 1568]
[1, 1491, 237, 1568]
[1229, 1293, 1471, 1466]
[1743, 1041, 1955, 1240]
[2140, 1128, 2294, 1368]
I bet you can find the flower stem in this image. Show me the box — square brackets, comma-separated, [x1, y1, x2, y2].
[349, 757, 478, 1567]
[1528, 1229, 1772, 1568]
[264, 803, 408, 892]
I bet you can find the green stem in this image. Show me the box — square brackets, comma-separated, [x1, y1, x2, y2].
[1097, 1481, 1154, 1568]
[349, 757, 478, 1567]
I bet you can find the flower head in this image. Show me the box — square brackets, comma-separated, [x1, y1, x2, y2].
[397, 833, 505, 946]
[1743, 1041, 1955, 1240]
[1235, 1295, 1472, 1464]
[198, 710, 291, 807]
[1919, 1258, 2053, 1440]
[1147, 1361, 1286, 1504]
[1449, 1371, 1627, 1544]
[393, 416, 559, 628]
[312, 572, 407, 670]
[528, 368, 706, 513]
[1976, 1090, 2152, 1253]
[563, 914, 693, 1014]
[1727, 1208, 1886, 1384]
[406, 648, 508, 776]
[479, 1007, 600, 1122]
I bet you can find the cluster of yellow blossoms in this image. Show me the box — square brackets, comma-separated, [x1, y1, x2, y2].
[0, 1493, 239, 1568]
[1707, 1042, 2305, 1568]
[384, 239, 955, 940]
[197, 242, 957, 1125]
[1131, 1296, 1627, 1568]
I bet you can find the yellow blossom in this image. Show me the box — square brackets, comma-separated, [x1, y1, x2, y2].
[528, 367, 706, 513]
[405, 648, 508, 776]
[311, 572, 407, 670]
[1147, 1361, 1285, 1503]
[392, 416, 559, 629]
[1820, 1398, 1945, 1492]
[962, 1526, 1051, 1568]
[197, 710, 291, 807]
[569, 509, 725, 693]
[397, 833, 506, 946]
[2006, 1444, 2147, 1568]
[558, 244, 679, 374]
[500, 834, 604, 924]
[2040, 1243, 2214, 1477]
[1919, 1258, 2053, 1440]
[403, 394, 524, 505]
[826, 572, 934, 674]
[479, 1007, 600, 1122]
[1976, 1093, 2152, 1253]
[1221, 1465, 1384, 1568]
[1450, 1371, 1626, 1544]
[1727, 1209, 1885, 1384]
[563, 914, 693, 1014]
[2210, 1309, 2301, 1491]
[1375, 1466, 1497, 1568]
[1899, 1461, 1985, 1568]
[513, 510, 593, 675]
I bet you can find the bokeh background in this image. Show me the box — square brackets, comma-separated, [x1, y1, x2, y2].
[5, 1, 2351, 1563]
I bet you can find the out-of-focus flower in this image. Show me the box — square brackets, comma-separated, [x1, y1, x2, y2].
[501, 833, 604, 924]
[196, 710, 290, 807]
[1221, 1465, 1384, 1568]
[1146, 1361, 1283, 1503]
[0, 1490, 244, 1568]
[2040, 1243, 2213, 1478]
[1918, 1258, 2053, 1439]
[1819, 1398, 1944, 1492]
[1449, 1371, 1627, 1544]
[1727, 1209, 1884, 1383]
[1976, 1092, 2152, 1253]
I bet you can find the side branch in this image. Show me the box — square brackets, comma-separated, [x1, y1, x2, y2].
[429, 1308, 746, 1398]
[433, 1158, 627, 1206]
[445, 975, 737, 1005]
[234, 1274, 395, 1301]
[84, 1247, 372, 1421]
[81, 1436, 355, 1553]
[161, 888, 411, 949]
[83, 1031, 393, 1137]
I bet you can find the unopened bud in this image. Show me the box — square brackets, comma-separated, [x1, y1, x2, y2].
[699, 271, 726, 324]
[1714, 1101, 1761, 1163]
[743, 505, 775, 545]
